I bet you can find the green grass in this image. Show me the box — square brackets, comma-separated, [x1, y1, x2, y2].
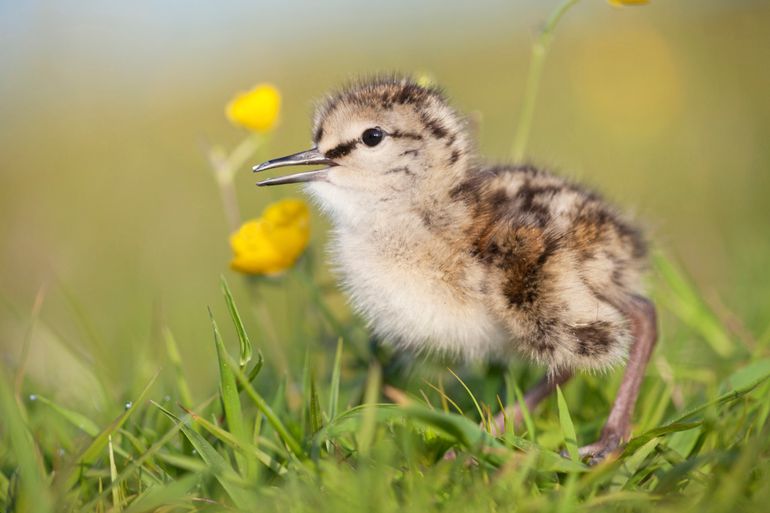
[1, 255, 769, 513]
[3, 3, 770, 511]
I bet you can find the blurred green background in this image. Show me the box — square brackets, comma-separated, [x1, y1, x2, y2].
[1, 1, 769, 409]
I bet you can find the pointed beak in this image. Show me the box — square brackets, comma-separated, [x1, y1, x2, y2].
[252, 147, 335, 186]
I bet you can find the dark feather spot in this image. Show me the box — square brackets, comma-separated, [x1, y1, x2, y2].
[490, 190, 508, 211]
[514, 184, 560, 227]
[501, 233, 559, 308]
[532, 318, 558, 355]
[572, 322, 614, 356]
[426, 120, 448, 139]
[395, 84, 423, 105]
[419, 112, 448, 139]
[449, 179, 481, 204]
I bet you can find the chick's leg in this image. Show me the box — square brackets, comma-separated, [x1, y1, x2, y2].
[491, 369, 572, 436]
[578, 296, 658, 463]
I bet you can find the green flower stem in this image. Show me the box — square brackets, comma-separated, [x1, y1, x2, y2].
[511, 0, 581, 161]
[225, 133, 266, 183]
[208, 148, 241, 233]
[208, 132, 265, 233]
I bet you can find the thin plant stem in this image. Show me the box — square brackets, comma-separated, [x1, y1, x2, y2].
[207, 133, 265, 233]
[511, 0, 581, 161]
[14, 284, 47, 403]
[225, 133, 267, 183]
[219, 178, 241, 234]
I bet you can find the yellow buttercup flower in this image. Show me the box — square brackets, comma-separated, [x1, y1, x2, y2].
[226, 83, 281, 133]
[230, 199, 310, 275]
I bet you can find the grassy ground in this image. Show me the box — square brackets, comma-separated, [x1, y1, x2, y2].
[1, 253, 769, 512]
[2, 2, 770, 512]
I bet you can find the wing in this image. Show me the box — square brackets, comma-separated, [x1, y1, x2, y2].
[451, 164, 648, 372]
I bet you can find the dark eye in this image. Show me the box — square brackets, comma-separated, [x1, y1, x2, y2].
[361, 127, 384, 147]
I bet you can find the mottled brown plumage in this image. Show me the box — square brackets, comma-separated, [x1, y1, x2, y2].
[253, 76, 658, 463]
[450, 164, 648, 372]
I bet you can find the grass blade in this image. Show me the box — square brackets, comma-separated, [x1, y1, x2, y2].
[108, 435, 123, 512]
[654, 253, 736, 358]
[153, 402, 253, 509]
[163, 327, 193, 407]
[423, 379, 464, 414]
[78, 397, 210, 513]
[505, 435, 587, 473]
[181, 405, 287, 474]
[314, 403, 402, 440]
[403, 405, 501, 453]
[556, 385, 579, 462]
[0, 370, 53, 513]
[358, 362, 382, 457]
[721, 357, 770, 392]
[328, 337, 343, 420]
[668, 371, 770, 425]
[447, 368, 484, 422]
[121, 474, 199, 513]
[621, 421, 701, 455]
[220, 276, 253, 367]
[245, 351, 264, 384]
[62, 371, 159, 490]
[223, 350, 304, 457]
[612, 437, 660, 490]
[514, 382, 536, 442]
[31, 394, 100, 437]
[308, 371, 323, 436]
[209, 308, 252, 478]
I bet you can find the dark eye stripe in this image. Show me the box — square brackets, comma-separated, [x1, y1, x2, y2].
[325, 139, 359, 159]
[389, 130, 423, 140]
[324, 129, 423, 159]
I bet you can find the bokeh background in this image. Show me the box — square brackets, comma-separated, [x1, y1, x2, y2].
[1, 1, 769, 410]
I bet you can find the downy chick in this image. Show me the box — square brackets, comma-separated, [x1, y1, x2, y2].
[253, 76, 657, 462]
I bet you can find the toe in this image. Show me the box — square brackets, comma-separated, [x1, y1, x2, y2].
[576, 434, 622, 465]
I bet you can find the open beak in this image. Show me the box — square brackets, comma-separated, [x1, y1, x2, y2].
[252, 147, 336, 186]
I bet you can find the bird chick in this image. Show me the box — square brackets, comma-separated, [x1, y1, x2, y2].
[253, 76, 657, 462]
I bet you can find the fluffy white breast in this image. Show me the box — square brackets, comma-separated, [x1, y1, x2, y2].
[306, 181, 508, 360]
